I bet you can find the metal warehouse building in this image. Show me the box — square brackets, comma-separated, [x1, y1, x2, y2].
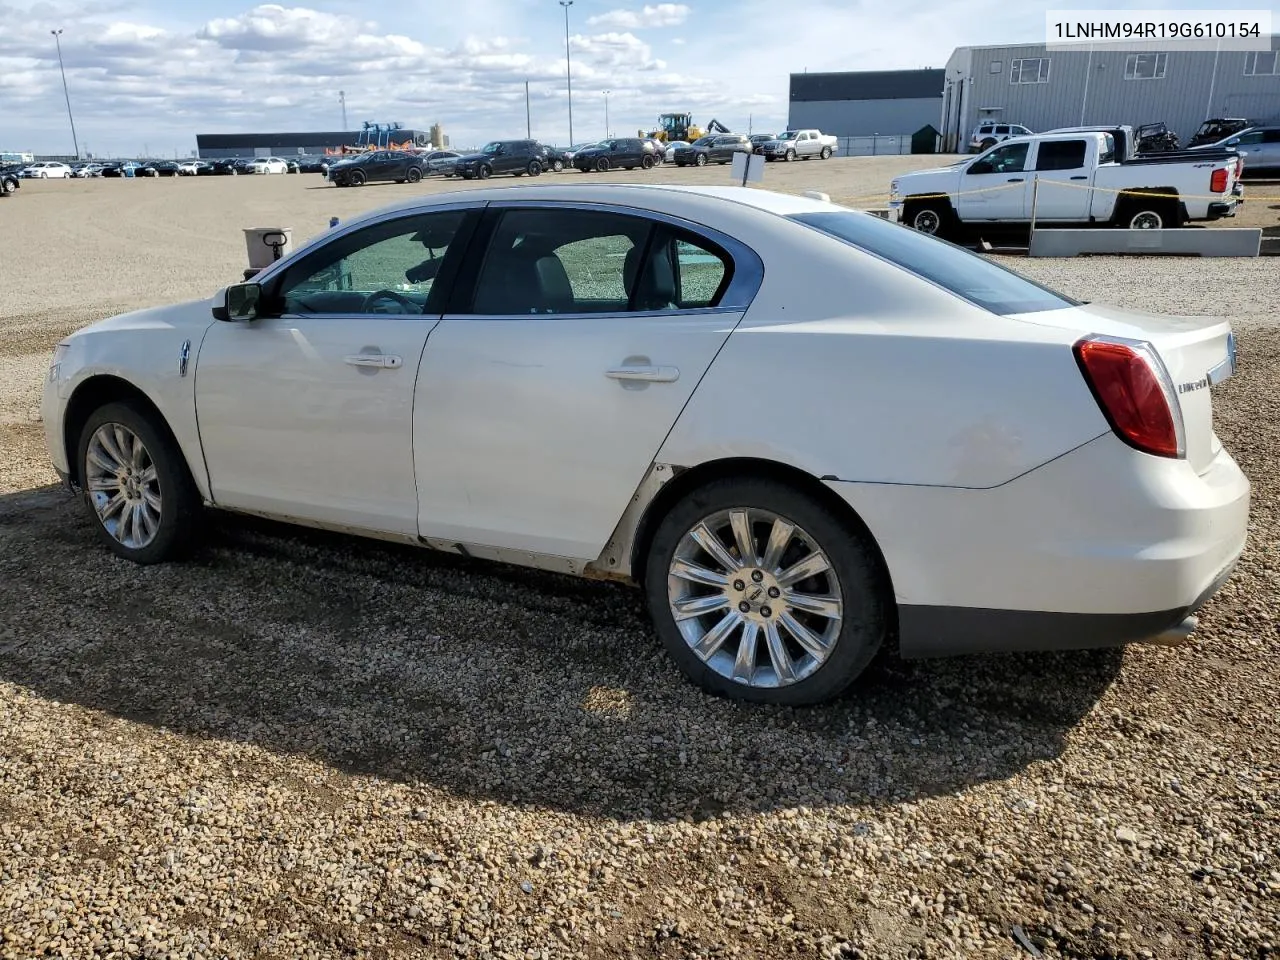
[787, 69, 945, 139]
[195, 129, 433, 159]
[939, 37, 1280, 152]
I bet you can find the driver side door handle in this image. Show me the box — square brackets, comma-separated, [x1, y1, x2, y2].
[606, 364, 679, 382]
[345, 354, 402, 368]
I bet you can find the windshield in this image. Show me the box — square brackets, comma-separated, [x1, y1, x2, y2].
[691, 137, 713, 146]
[789, 211, 1079, 315]
[778, 132, 798, 140]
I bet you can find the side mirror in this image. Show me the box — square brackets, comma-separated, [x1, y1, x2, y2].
[212, 282, 264, 322]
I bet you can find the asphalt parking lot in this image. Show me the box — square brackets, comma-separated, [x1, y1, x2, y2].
[1, 161, 1277, 959]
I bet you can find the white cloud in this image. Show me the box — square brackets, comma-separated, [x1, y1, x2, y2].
[586, 3, 690, 30]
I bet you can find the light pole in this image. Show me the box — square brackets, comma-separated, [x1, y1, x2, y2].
[339, 90, 348, 130]
[525, 79, 532, 137]
[560, 0, 574, 146]
[50, 29, 80, 160]
[603, 90, 610, 138]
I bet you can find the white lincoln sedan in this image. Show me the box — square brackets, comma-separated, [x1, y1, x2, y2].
[42, 183, 1249, 705]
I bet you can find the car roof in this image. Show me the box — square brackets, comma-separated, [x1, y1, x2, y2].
[328, 183, 844, 233]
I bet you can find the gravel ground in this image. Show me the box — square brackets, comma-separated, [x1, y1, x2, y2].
[1, 164, 1277, 959]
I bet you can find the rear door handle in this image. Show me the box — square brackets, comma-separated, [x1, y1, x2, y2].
[345, 354, 402, 368]
[606, 365, 679, 383]
[1006, 177, 1025, 182]
[1070, 175, 1089, 180]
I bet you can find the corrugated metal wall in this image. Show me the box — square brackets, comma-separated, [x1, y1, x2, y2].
[787, 98, 943, 138]
[945, 37, 1280, 148]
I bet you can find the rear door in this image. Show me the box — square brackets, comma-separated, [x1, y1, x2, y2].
[1029, 138, 1093, 220]
[412, 201, 760, 561]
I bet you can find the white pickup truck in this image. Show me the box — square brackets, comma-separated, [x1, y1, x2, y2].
[758, 129, 838, 161]
[888, 131, 1243, 237]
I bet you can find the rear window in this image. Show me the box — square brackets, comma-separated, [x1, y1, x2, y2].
[788, 211, 1079, 315]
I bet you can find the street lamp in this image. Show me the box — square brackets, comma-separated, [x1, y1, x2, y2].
[50, 29, 80, 160]
[559, 0, 574, 146]
[603, 90, 610, 138]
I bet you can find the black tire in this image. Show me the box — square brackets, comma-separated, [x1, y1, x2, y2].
[1114, 197, 1177, 230]
[820, 146, 832, 159]
[75, 400, 201, 565]
[595, 157, 610, 172]
[641, 154, 654, 169]
[904, 201, 953, 240]
[551, 159, 564, 172]
[785, 149, 796, 162]
[527, 160, 542, 176]
[643, 476, 889, 706]
[1, 179, 15, 196]
[478, 164, 492, 179]
[695, 153, 707, 166]
[349, 169, 366, 186]
[406, 167, 422, 183]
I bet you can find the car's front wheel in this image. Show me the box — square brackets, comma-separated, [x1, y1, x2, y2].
[643, 477, 889, 706]
[76, 401, 201, 564]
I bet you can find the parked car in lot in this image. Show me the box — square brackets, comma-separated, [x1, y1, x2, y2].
[22, 161, 74, 178]
[969, 122, 1034, 152]
[1189, 124, 1280, 176]
[451, 140, 554, 179]
[671, 134, 752, 166]
[758, 129, 838, 161]
[40, 182, 1250, 706]
[326, 150, 425, 186]
[416, 150, 463, 176]
[749, 134, 775, 155]
[249, 157, 290, 175]
[890, 131, 1244, 235]
[572, 137, 659, 172]
[141, 161, 181, 177]
[663, 140, 690, 162]
[1, 165, 20, 196]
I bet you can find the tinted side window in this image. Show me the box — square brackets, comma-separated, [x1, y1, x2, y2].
[274, 210, 469, 316]
[470, 209, 652, 315]
[1036, 139, 1087, 170]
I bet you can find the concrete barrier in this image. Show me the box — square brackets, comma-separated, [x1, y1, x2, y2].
[1028, 228, 1262, 258]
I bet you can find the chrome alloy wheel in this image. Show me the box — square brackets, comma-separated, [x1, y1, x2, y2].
[667, 508, 844, 689]
[85, 422, 162, 549]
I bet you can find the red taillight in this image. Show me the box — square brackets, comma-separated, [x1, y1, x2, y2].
[1210, 168, 1228, 192]
[1074, 337, 1184, 459]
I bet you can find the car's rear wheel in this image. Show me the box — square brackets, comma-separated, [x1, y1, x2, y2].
[643, 477, 889, 706]
[406, 167, 422, 183]
[527, 160, 542, 176]
[641, 155, 654, 169]
[595, 157, 610, 172]
[76, 401, 200, 565]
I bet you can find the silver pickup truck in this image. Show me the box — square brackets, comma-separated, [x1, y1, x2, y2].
[758, 129, 838, 161]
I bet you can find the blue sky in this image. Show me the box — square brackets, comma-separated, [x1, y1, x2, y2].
[4, 0, 1277, 156]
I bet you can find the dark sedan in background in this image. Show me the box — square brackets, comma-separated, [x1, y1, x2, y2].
[327, 150, 425, 186]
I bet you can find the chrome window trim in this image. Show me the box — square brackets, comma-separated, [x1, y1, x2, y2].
[451, 197, 766, 321]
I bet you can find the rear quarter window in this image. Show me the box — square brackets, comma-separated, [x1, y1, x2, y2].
[788, 211, 1079, 315]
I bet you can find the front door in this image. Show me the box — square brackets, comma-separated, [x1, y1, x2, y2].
[194, 206, 478, 538]
[956, 141, 1031, 221]
[1029, 138, 1094, 220]
[413, 203, 750, 561]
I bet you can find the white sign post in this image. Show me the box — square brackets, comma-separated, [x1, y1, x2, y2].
[730, 150, 764, 186]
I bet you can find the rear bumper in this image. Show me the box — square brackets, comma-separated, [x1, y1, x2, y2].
[1206, 200, 1239, 220]
[826, 432, 1250, 658]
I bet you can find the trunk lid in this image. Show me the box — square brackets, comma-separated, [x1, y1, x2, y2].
[1010, 303, 1237, 474]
